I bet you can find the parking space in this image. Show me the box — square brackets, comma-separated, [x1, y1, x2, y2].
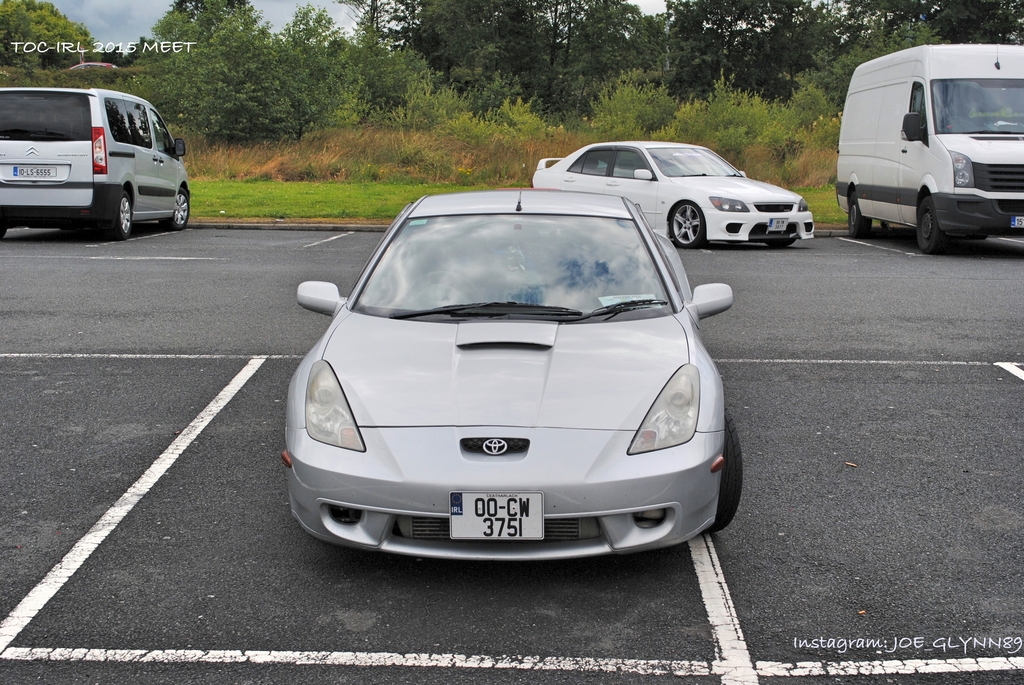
[1, 229, 1023, 683]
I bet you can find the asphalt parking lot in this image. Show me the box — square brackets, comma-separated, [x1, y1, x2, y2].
[1, 225, 1022, 685]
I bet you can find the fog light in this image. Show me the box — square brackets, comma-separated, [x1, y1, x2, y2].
[633, 509, 667, 528]
[329, 506, 362, 524]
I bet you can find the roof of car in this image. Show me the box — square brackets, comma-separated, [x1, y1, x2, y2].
[579, 141, 702, 150]
[408, 189, 634, 219]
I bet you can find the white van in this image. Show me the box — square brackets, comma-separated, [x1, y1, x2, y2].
[0, 88, 189, 241]
[836, 45, 1024, 254]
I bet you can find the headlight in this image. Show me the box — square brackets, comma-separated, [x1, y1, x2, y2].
[628, 365, 700, 455]
[798, 197, 809, 212]
[709, 196, 749, 212]
[949, 151, 974, 188]
[305, 360, 365, 451]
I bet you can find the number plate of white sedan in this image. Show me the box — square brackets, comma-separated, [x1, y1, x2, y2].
[449, 492, 543, 539]
[1012, 216, 1024, 228]
[13, 166, 57, 178]
[767, 218, 789, 231]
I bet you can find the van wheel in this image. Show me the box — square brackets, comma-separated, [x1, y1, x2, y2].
[708, 410, 742, 533]
[848, 195, 872, 238]
[0, 224, 7, 240]
[669, 202, 708, 248]
[916, 197, 948, 254]
[160, 188, 190, 231]
[106, 191, 133, 241]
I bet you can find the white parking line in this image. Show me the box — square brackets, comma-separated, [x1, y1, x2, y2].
[86, 230, 178, 247]
[0, 353, 301, 359]
[994, 362, 1024, 382]
[690, 534, 759, 684]
[718, 358, 989, 366]
[0, 647, 709, 676]
[0, 357, 266, 654]
[757, 657, 1024, 676]
[995, 237, 1024, 245]
[21, 256, 225, 261]
[303, 231, 353, 248]
[837, 237, 917, 256]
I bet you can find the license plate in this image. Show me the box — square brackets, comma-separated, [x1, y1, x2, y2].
[13, 166, 57, 178]
[450, 492, 543, 540]
[767, 218, 789, 231]
[1013, 216, 1024, 228]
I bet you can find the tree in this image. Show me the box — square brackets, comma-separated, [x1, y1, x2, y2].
[278, 5, 349, 138]
[0, 0, 93, 69]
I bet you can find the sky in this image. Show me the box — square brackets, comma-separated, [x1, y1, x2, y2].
[51, 0, 668, 45]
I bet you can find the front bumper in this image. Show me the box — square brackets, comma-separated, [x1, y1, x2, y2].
[705, 208, 814, 243]
[931, 193, 1024, 236]
[285, 425, 724, 560]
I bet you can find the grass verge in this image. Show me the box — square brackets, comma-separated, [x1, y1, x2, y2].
[191, 180, 846, 225]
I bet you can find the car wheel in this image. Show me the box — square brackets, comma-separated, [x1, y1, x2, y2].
[106, 191, 133, 241]
[669, 202, 707, 248]
[0, 224, 7, 240]
[847, 194, 872, 238]
[916, 197, 948, 254]
[160, 188, 190, 231]
[765, 238, 798, 248]
[707, 410, 742, 533]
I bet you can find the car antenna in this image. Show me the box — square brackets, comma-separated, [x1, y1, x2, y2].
[995, 44, 1001, 70]
[516, 191, 523, 212]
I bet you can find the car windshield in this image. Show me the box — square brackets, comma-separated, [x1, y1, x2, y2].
[356, 213, 669, 320]
[931, 79, 1024, 134]
[647, 147, 740, 177]
[0, 91, 92, 141]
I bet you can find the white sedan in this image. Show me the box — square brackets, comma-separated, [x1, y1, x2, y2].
[533, 141, 814, 248]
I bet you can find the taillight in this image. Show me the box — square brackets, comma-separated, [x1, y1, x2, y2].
[92, 127, 107, 175]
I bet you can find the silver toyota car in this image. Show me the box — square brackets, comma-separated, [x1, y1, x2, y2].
[283, 190, 741, 559]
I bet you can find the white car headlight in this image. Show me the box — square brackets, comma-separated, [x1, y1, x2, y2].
[949, 151, 974, 188]
[305, 360, 365, 451]
[628, 365, 700, 455]
[709, 196, 749, 212]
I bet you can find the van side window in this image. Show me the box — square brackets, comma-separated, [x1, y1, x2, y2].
[150, 108, 173, 155]
[909, 82, 928, 137]
[126, 101, 152, 148]
[104, 98, 133, 145]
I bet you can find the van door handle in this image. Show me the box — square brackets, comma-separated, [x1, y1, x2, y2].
[901, 147, 908, 154]
[153, 156, 160, 163]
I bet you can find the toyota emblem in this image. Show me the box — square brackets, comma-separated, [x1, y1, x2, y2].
[482, 438, 508, 455]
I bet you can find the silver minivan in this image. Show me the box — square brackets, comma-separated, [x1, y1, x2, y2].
[0, 88, 189, 241]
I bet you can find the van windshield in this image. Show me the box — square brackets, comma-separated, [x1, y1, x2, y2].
[931, 79, 1024, 134]
[0, 91, 92, 141]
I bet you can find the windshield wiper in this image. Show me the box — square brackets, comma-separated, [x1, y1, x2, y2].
[390, 301, 583, 320]
[572, 298, 668, 321]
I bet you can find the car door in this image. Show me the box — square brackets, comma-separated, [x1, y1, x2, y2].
[124, 99, 163, 216]
[605, 148, 660, 224]
[148, 107, 180, 213]
[898, 81, 933, 226]
[560, 148, 614, 194]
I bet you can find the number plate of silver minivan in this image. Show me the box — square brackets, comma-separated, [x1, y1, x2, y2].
[12, 166, 57, 178]
[450, 492, 543, 539]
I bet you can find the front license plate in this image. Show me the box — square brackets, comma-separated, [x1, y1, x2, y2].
[13, 166, 57, 178]
[1012, 216, 1024, 228]
[767, 218, 789, 231]
[450, 492, 544, 540]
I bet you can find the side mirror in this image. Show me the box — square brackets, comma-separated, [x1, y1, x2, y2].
[297, 281, 346, 316]
[738, 170, 747, 177]
[174, 138, 186, 157]
[633, 168, 654, 181]
[902, 112, 922, 142]
[689, 283, 733, 320]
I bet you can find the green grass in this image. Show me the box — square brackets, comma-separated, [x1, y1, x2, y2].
[795, 186, 845, 225]
[192, 179, 847, 225]
[190, 180, 493, 220]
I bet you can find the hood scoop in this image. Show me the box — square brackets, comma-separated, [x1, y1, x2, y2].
[456, 321, 558, 348]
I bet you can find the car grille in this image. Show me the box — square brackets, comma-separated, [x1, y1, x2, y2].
[974, 164, 1024, 192]
[396, 516, 600, 541]
[460, 437, 530, 454]
[754, 203, 793, 213]
[998, 200, 1024, 214]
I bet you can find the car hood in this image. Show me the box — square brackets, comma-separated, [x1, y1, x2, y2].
[667, 175, 800, 202]
[322, 312, 689, 430]
[936, 133, 1024, 164]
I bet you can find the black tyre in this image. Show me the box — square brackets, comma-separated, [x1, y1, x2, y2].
[847, 194, 872, 238]
[669, 201, 708, 248]
[916, 196, 948, 255]
[105, 190, 133, 241]
[0, 224, 7, 240]
[708, 410, 742, 533]
[159, 187, 190, 231]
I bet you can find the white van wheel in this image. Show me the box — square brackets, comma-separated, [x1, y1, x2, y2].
[847, 195, 872, 238]
[916, 197, 948, 255]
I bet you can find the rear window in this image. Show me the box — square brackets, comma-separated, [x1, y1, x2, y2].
[0, 91, 92, 141]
